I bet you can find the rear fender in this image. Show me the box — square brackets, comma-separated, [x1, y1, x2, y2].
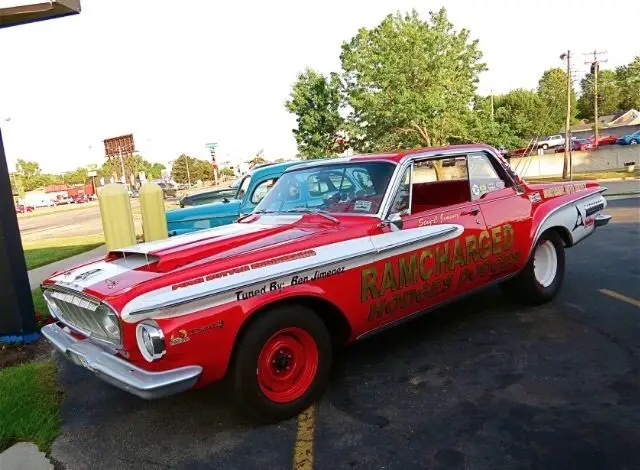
[529, 187, 607, 257]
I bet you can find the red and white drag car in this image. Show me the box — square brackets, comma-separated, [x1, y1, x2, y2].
[41, 145, 611, 420]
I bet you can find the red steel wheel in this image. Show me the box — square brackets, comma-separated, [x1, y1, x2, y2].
[257, 327, 319, 403]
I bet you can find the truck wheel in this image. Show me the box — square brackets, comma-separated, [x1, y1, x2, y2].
[230, 304, 332, 422]
[541, 144, 549, 150]
[501, 231, 565, 305]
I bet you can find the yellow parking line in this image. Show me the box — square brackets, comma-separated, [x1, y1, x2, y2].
[599, 289, 640, 308]
[293, 404, 316, 470]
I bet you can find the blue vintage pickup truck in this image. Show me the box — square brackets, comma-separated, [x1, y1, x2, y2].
[166, 161, 302, 236]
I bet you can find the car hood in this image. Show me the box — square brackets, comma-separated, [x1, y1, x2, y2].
[43, 214, 370, 306]
[166, 199, 242, 224]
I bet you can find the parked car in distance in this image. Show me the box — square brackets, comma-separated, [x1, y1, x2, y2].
[73, 195, 89, 204]
[41, 144, 611, 421]
[179, 179, 241, 208]
[588, 134, 618, 146]
[537, 135, 565, 150]
[15, 204, 34, 212]
[166, 161, 303, 236]
[56, 197, 74, 205]
[155, 181, 178, 199]
[616, 130, 640, 145]
[554, 138, 594, 152]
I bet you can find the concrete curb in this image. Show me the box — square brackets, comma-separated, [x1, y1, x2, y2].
[0, 443, 53, 470]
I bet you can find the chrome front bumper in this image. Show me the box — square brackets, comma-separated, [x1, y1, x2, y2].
[595, 214, 612, 227]
[42, 323, 202, 399]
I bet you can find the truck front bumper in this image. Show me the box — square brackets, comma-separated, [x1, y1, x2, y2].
[42, 322, 202, 399]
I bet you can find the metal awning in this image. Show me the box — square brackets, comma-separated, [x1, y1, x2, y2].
[0, 0, 80, 28]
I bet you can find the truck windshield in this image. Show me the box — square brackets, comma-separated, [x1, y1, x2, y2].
[254, 161, 396, 215]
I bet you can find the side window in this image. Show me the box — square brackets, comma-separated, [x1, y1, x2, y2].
[237, 176, 251, 199]
[467, 153, 507, 200]
[388, 166, 411, 215]
[328, 172, 353, 191]
[409, 156, 470, 214]
[250, 178, 278, 204]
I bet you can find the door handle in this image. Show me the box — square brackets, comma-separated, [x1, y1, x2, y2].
[462, 208, 480, 216]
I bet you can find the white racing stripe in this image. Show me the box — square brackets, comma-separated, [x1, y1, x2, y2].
[120, 224, 464, 323]
[111, 218, 301, 255]
[51, 255, 151, 291]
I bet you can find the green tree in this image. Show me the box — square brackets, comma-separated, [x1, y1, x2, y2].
[220, 166, 235, 177]
[537, 67, 576, 135]
[249, 156, 267, 167]
[63, 167, 89, 185]
[15, 159, 40, 179]
[148, 163, 165, 179]
[340, 8, 486, 151]
[577, 69, 621, 119]
[492, 89, 547, 141]
[10, 173, 24, 197]
[171, 154, 212, 184]
[285, 69, 346, 158]
[616, 56, 640, 110]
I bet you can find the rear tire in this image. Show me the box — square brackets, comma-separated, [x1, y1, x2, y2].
[229, 304, 332, 422]
[501, 231, 565, 305]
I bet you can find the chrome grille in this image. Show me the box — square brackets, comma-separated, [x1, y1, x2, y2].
[44, 289, 121, 346]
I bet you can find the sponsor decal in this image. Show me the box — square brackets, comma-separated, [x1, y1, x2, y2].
[353, 200, 373, 212]
[170, 250, 317, 292]
[418, 212, 460, 227]
[585, 216, 595, 227]
[528, 192, 542, 204]
[543, 183, 588, 199]
[471, 184, 480, 196]
[236, 265, 347, 300]
[74, 269, 102, 282]
[169, 329, 190, 346]
[572, 206, 585, 231]
[361, 223, 518, 322]
[189, 320, 224, 335]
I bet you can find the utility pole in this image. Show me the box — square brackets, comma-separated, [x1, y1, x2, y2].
[185, 156, 191, 188]
[560, 51, 572, 180]
[117, 146, 126, 184]
[490, 90, 494, 122]
[584, 51, 608, 146]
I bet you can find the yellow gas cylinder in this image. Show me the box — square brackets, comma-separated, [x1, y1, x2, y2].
[139, 182, 168, 242]
[97, 184, 136, 250]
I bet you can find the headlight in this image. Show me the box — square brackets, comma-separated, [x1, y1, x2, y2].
[136, 320, 166, 362]
[101, 313, 120, 338]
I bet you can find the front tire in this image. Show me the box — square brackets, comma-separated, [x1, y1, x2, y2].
[501, 231, 565, 305]
[229, 304, 332, 422]
[541, 144, 549, 150]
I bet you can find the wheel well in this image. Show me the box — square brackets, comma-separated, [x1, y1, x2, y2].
[229, 296, 352, 369]
[544, 226, 572, 247]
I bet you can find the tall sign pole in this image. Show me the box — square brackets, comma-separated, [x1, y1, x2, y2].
[206, 143, 218, 185]
[585, 51, 608, 146]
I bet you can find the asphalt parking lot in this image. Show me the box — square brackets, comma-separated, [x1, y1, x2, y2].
[50, 197, 640, 470]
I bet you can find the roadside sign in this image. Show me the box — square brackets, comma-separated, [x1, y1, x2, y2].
[88, 170, 97, 177]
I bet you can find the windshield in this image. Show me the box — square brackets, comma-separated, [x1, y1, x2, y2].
[254, 161, 396, 215]
[229, 177, 242, 188]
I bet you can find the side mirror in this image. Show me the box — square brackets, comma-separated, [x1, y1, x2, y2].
[387, 213, 404, 231]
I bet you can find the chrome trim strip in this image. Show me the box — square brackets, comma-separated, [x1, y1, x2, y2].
[128, 225, 460, 317]
[42, 323, 202, 399]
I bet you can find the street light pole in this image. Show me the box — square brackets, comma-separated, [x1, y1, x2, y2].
[117, 146, 126, 184]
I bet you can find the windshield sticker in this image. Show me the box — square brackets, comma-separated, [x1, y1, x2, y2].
[353, 200, 373, 212]
[471, 184, 480, 197]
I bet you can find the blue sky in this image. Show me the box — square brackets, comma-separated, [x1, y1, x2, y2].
[0, 0, 638, 173]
